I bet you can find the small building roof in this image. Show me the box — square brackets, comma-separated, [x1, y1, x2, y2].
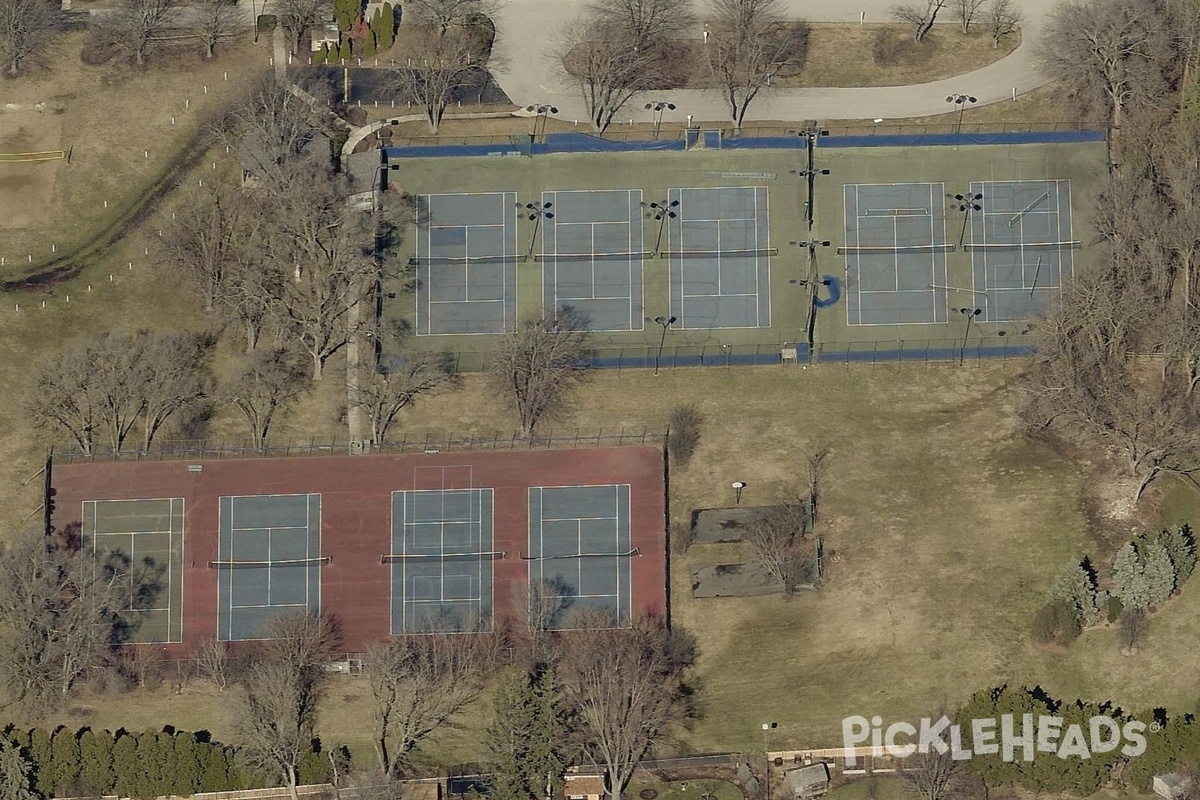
[564, 773, 606, 797]
[784, 763, 830, 798]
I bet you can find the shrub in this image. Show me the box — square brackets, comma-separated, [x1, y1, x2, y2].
[667, 404, 702, 467]
[1032, 599, 1081, 645]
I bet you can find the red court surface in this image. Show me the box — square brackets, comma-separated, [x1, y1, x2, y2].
[51, 446, 667, 654]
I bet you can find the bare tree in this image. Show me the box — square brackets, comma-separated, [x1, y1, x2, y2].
[220, 76, 330, 176]
[195, 0, 239, 58]
[236, 612, 341, 800]
[950, 0, 985, 33]
[389, 25, 487, 133]
[979, 0, 1018, 47]
[901, 747, 961, 800]
[352, 350, 458, 447]
[557, 613, 695, 800]
[890, 0, 947, 42]
[258, 164, 379, 380]
[0, 528, 127, 711]
[742, 499, 813, 594]
[191, 636, 232, 691]
[558, 16, 675, 132]
[162, 181, 245, 313]
[1118, 607, 1148, 652]
[490, 311, 589, 437]
[0, 0, 58, 76]
[804, 444, 829, 522]
[27, 333, 209, 454]
[1038, 0, 1171, 130]
[589, 0, 693, 49]
[512, 578, 570, 665]
[96, 0, 181, 65]
[705, 0, 805, 128]
[404, 0, 492, 37]
[364, 628, 498, 779]
[275, 0, 328, 53]
[223, 348, 310, 449]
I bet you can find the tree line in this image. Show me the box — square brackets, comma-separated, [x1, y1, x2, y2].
[1034, 525, 1197, 650]
[0, 724, 338, 799]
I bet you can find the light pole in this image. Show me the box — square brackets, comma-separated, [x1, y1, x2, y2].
[653, 315, 676, 375]
[959, 307, 982, 365]
[521, 200, 553, 258]
[951, 190, 982, 248]
[526, 104, 558, 140]
[645, 100, 676, 140]
[945, 93, 976, 133]
[643, 198, 679, 255]
[761, 721, 777, 800]
[733, 481, 747, 505]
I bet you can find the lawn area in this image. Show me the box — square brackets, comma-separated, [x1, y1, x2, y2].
[626, 778, 743, 800]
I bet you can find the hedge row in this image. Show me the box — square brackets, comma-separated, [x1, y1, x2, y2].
[3, 725, 338, 799]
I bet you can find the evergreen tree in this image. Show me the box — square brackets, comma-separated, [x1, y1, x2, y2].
[171, 732, 202, 796]
[49, 726, 81, 795]
[487, 668, 568, 800]
[0, 739, 37, 800]
[27, 728, 51, 798]
[334, 0, 361, 31]
[1158, 525, 1197, 586]
[297, 739, 330, 785]
[79, 729, 115, 795]
[363, 31, 376, 56]
[111, 732, 140, 799]
[1144, 540, 1176, 606]
[339, 38, 352, 61]
[135, 731, 170, 799]
[1112, 542, 1152, 610]
[1047, 559, 1101, 625]
[197, 744, 232, 792]
[378, 3, 395, 48]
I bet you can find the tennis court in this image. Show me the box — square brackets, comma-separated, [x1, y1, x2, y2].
[388, 488, 497, 633]
[526, 484, 633, 629]
[842, 183, 951, 326]
[215, 493, 324, 641]
[414, 192, 519, 335]
[666, 186, 773, 330]
[540, 189, 646, 332]
[969, 179, 1075, 322]
[83, 498, 184, 644]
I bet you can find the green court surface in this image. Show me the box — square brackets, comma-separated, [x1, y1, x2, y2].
[83, 498, 185, 644]
[383, 139, 1108, 368]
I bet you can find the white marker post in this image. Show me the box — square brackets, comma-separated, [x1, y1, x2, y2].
[860, 10, 865, 23]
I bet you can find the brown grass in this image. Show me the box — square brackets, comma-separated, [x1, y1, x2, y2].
[0, 31, 267, 271]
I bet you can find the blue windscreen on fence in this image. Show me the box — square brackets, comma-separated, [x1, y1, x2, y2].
[821, 130, 1107, 148]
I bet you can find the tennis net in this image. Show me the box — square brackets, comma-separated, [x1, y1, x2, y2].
[381, 550, 506, 564]
[837, 244, 956, 255]
[534, 251, 653, 262]
[964, 240, 1082, 251]
[408, 254, 527, 266]
[659, 248, 779, 259]
[208, 556, 330, 568]
[519, 548, 641, 561]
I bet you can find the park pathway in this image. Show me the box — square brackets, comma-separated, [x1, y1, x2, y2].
[488, 0, 1052, 125]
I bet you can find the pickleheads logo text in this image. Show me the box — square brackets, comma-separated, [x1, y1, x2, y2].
[841, 714, 1148, 766]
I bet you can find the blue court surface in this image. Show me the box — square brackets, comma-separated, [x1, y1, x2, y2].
[215, 494, 324, 641]
[666, 186, 773, 330]
[389, 488, 496, 633]
[526, 484, 632, 629]
[84, 497, 184, 644]
[968, 179, 1075, 322]
[842, 183, 951, 326]
[415, 192, 519, 335]
[540, 189, 646, 332]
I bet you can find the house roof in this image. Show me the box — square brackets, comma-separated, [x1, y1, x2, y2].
[785, 764, 830, 794]
[564, 774, 606, 796]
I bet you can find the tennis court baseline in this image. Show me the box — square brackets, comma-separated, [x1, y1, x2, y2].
[415, 192, 518, 336]
[540, 189, 645, 332]
[969, 179, 1075, 322]
[842, 183, 950, 326]
[666, 186, 773, 330]
[216, 494, 323, 641]
[526, 485, 632, 629]
[84, 498, 184, 644]
[388, 489, 496, 633]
